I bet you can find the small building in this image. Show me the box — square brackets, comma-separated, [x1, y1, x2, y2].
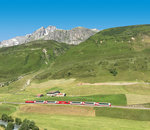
[46, 91, 60, 97]
[47, 93, 57, 97]
[46, 91, 66, 97]
[56, 93, 66, 97]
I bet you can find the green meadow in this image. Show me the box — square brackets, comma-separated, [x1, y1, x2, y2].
[0, 104, 150, 130]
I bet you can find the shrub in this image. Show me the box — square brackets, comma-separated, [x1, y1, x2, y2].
[5, 122, 14, 130]
[19, 119, 37, 130]
[29, 121, 35, 129]
[109, 68, 118, 76]
[19, 119, 29, 130]
[1, 114, 8, 122]
[8, 116, 14, 122]
[33, 126, 40, 130]
[15, 118, 22, 125]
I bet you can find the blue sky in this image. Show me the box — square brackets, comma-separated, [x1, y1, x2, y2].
[0, 0, 150, 41]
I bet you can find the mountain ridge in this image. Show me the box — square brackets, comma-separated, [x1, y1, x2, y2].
[0, 26, 99, 48]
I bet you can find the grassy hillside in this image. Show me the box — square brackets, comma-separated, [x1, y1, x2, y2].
[0, 40, 71, 83]
[35, 24, 150, 82]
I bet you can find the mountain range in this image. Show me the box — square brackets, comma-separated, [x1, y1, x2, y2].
[0, 26, 99, 48]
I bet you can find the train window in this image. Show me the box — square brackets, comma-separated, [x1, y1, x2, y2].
[85, 102, 94, 104]
[47, 101, 55, 103]
[99, 103, 108, 105]
[36, 101, 43, 103]
[72, 102, 81, 104]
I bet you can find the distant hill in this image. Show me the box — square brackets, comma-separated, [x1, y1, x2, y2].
[0, 26, 99, 48]
[35, 24, 150, 82]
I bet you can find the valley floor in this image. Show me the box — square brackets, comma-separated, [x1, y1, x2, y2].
[1, 78, 150, 129]
[1, 104, 150, 130]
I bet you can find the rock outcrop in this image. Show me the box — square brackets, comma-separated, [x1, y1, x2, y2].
[0, 26, 99, 47]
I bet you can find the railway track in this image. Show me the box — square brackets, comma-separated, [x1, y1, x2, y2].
[1, 101, 150, 109]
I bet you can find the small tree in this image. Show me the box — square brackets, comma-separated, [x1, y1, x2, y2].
[109, 68, 118, 76]
[19, 122, 29, 130]
[19, 119, 29, 130]
[15, 118, 22, 125]
[6, 122, 14, 130]
[19, 119, 39, 130]
[33, 126, 40, 130]
[8, 116, 14, 122]
[29, 121, 35, 129]
[1, 114, 8, 122]
[67, 72, 71, 77]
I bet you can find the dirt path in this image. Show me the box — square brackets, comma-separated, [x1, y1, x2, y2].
[111, 105, 150, 110]
[78, 82, 141, 86]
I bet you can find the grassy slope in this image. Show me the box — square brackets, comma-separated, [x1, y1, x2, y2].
[0, 40, 71, 82]
[35, 24, 150, 82]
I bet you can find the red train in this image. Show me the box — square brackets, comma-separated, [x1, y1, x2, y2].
[25, 100, 111, 107]
[25, 101, 35, 103]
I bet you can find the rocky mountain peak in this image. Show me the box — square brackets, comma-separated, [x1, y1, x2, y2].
[0, 26, 99, 47]
[45, 26, 57, 34]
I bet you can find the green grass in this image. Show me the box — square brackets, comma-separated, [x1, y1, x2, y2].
[0, 104, 17, 116]
[95, 107, 150, 121]
[34, 94, 127, 105]
[15, 112, 150, 130]
[45, 87, 63, 93]
[1, 78, 150, 105]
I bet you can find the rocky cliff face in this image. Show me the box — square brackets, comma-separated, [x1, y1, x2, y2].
[0, 26, 99, 47]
